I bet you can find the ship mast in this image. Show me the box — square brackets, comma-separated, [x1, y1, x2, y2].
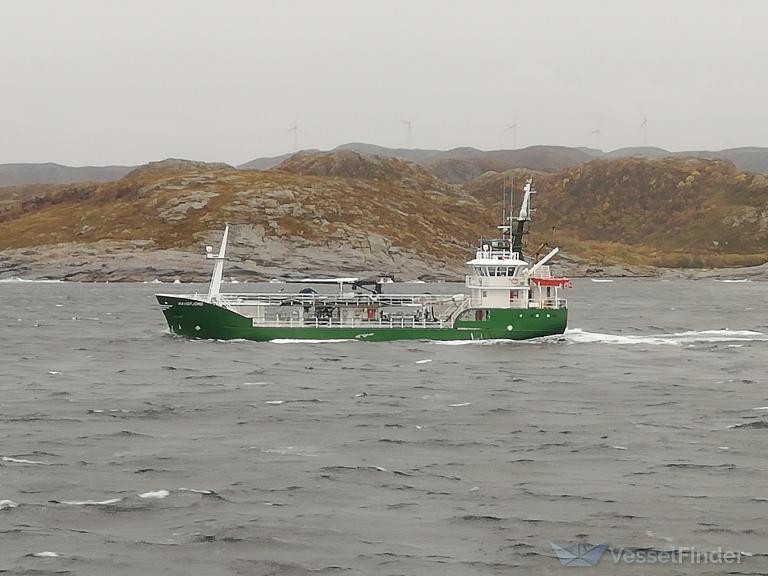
[206, 224, 230, 303]
[510, 178, 534, 257]
[498, 176, 515, 242]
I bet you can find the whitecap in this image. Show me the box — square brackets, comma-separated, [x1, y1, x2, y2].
[667, 329, 767, 341]
[265, 400, 285, 405]
[415, 359, 432, 364]
[449, 402, 471, 407]
[0, 499, 18, 509]
[561, 329, 679, 346]
[0, 277, 62, 283]
[590, 278, 614, 283]
[138, 490, 170, 499]
[31, 551, 59, 558]
[59, 498, 122, 505]
[561, 328, 768, 346]
[435, 338, 517, 346]
[2, 456, 52, 465]
[260, 446, 317, 457]
[645, 530, 674, 542]
[178, 487, 213, 494]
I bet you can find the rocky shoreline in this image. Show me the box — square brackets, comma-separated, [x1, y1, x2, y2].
[1, 242, 766, 283]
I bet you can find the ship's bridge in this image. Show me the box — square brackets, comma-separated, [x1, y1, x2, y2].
[465, 238, 531, 307]
[469, 238, 528, 277]
[466, 257, 527, 277]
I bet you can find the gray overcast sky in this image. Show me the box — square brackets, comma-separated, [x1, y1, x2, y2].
[1, 0, 766, 165]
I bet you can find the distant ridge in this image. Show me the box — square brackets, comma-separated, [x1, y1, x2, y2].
[239, 144, 595, 181]
[0, 159, 232, 188]
[6, 145, 768, 188]
[0, 162, 134, 187]
[239, 143, 768, 182]
[606, 146, 670, 159]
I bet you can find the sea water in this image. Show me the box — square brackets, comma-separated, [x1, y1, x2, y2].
[1, 279, 767, 575]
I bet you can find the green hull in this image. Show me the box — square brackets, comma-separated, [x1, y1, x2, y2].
[157, 295, 567, 342]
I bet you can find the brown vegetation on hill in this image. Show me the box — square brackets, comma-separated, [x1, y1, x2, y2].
[0, 158, 492, 267]
[274, 150, 462, 195]
[464, 158, 768, 267]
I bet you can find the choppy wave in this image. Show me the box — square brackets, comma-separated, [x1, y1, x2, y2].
[58, 498, 123, 506]
[269, 338, 354, 344]
[1, 456, 53, 465]
[138, 490, 170, 499]
[435, 338, 520, 346]
[562, 328, 768, 346]
[0, 277, 63, 283]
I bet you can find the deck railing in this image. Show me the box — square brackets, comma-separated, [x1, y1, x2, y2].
[255, 316, 447, 329]
[218, 292, 459, 308]
[465, 275, 527, 288]
[532, 297, 567, 309]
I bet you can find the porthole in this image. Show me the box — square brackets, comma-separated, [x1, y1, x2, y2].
[506, 325, 514, 331]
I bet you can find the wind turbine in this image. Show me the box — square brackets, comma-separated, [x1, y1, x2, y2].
[402, 120, 413, 148]
[506, 121, 519, 149]
[287, 123, 302, 151]
[590, 128, 601, 150]
[640, 114, 648, 146]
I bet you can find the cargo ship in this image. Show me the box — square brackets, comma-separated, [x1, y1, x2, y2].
[157, 179, 570, 341]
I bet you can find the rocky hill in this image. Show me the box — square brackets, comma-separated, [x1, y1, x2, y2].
[274, 150, 462, 194]
[0, 154, 492, 281]
[1, 152, 767, 281]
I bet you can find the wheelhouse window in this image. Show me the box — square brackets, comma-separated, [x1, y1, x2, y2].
[473, 264, 521, 277]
